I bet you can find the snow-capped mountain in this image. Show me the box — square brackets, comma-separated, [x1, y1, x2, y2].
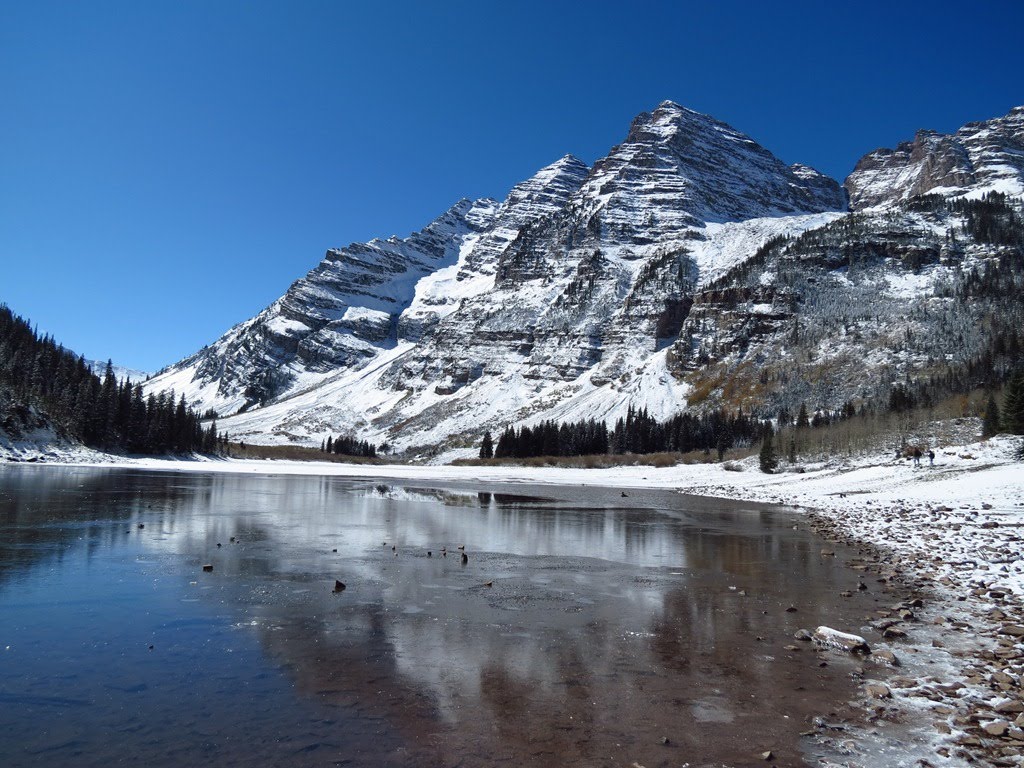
[846, 105, 1024, 209]
[147, 102, 1023, 458]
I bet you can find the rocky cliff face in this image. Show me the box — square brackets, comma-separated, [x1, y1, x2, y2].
[396, 155, 590, 342]
[663, 193, 1024, 422]
[845, 106, 1024, 209]
[147, 102, 1023, 460]
[376, 103, 845, 417]
[154, 101, 849, 453]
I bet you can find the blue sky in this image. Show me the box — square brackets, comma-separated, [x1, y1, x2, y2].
[2, 0, 1022, 372]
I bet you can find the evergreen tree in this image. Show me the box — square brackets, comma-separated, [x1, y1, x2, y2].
[479, 430, 494, 459]
[759, 422, 778, 474]
[983, 393, 1001, 437]
[329, 433, 377, 457]
[0, 304, 212, 456]
[1004, 372, 1024, 435]
[796, 402, 810, 429]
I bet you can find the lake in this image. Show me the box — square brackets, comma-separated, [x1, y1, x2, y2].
[0, 465, 885, 767]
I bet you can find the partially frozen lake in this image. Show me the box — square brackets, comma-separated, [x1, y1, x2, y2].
[0, 465, 885, 766]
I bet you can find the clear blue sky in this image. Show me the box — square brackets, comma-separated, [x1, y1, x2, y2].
[2, 0, 1022, 372]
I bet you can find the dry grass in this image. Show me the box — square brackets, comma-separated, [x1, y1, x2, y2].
[453, 446, 760, 469]
[720, 360, 768, 408]
[223, 442, 391, 465]
[684, 371, 723, 406]
[777, 387, 994, 463]
[453, 451, 692, 469]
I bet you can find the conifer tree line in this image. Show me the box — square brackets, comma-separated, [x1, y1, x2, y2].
[320, 434, 377, 458]
[482, 372, 1024, 464]
[483, 401, 883, 463]
[0, 304, 217, 453]
[489, 407, 767, 460]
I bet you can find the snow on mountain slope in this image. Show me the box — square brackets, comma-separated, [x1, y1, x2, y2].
[663, 193, 1024, 423]
[209, 208, 838, 457]
[191, 102, 848, 456]
[845, 105, 1024, 209]
[145, 197, 499, 416]
[688, 212, 844, 285]
[397, 155, 590, 341]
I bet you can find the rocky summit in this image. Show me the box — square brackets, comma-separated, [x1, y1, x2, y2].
[845, 105, 1024, 209]
[145, 102, 1024, 457]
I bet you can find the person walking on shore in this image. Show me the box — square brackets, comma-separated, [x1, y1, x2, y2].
[928, 449, 935, 467]
[913, 447, 922, 467]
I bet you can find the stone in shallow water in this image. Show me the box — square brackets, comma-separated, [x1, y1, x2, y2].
[864, 683, 891, 699]
[813, 626, 870, 653]
[872, 650, 900, 667]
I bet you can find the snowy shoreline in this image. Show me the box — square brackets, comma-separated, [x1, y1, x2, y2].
[3, 435, 1023, 764]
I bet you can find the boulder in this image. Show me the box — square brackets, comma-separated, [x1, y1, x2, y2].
[813, 626, 871, 654]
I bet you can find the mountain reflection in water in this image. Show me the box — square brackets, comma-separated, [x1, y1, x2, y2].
[0, 466, 876, 767]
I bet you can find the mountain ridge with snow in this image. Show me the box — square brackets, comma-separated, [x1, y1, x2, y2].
[145, 102, 1024, 458]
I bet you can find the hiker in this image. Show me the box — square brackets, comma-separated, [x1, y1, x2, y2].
[913, 447, 922, 467]
[928, 449, 935, 466]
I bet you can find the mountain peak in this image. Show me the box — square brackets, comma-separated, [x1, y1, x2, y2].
[654, 99, 695, 114]
[846, 105, 1024, 209]
[524, 154, 590, 189]
[579, 101, 844, 227]
[650, 100, 729, 123]
[554, 153, 588, 169]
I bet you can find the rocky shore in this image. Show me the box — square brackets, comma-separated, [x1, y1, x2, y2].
[796, 496, 1024, 766]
